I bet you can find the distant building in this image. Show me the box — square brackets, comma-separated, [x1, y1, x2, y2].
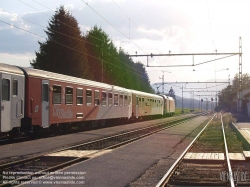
[232, 87, 250, 117]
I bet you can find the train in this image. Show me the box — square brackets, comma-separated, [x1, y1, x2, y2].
[0, 63, 175, 137]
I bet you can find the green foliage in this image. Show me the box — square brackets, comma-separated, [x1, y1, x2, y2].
[216, 73, 250, 112]
[175, 108, 199, 114]
[85, 26, 154, 93]
[31, 6, 91, 79]
[31, 7, 154, 93]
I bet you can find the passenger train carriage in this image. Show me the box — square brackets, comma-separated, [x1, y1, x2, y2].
[0, 63, 175, 136]
[161, 95, 175, 116]
[0, 64, 25, 133]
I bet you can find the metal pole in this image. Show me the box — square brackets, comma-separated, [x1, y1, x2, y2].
[159, 74, 164, 94]
[163, 73, 164, 94]
[238, 37, 242, 113]
[102, 35, 104, 83]
[182, 86, 184, 113]
[199, 95, 201, 112]
[201, 99, 203, 112]
[211, 93, 212, 111]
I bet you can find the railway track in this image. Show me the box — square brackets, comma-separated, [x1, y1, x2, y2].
[0, 112, 208, 186]
[0, 113, 199, 146]
[156, 113, 248, 187]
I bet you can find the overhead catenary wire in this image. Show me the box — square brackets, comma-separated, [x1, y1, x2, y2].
[0, 19, 147, 79]
[30, 0, 218, 79]
[1, 9, 96, 47]
[17, 0, 146, 76]
[111, 0, 141, 39]
[111, 0, 136, 26]
[80, 0, 148, 54]
[13, 1, 146, 76]
[30, 0, 103, 43]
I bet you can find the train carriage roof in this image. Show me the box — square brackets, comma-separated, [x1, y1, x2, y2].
[1, 63, 163, 98]
[19, 66, 131, 93]
[168, 96, 174, 101]
[0, 63, 24, 76]
[131, 90, 163, 99]
[160, 95, 175, 101]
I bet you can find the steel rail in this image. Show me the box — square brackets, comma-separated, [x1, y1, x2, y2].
[0, 113, 207, 186]
[155, 113, 217, 187]
[0, 114, 196, 169]
[221, 115, 235, 187]
[25, 115, 207, 185]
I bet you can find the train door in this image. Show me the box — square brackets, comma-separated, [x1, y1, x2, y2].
[0, 74, 11, 132]
[11, 76, 24, 129]
[42, 80, 49, 128]
[136, 95, 138, 118]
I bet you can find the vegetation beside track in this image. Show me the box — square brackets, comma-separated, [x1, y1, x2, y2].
[223, 114, 245, 152]
[175, 108, 199, 115]
[190, 113, 246, 153]
[190, 115, 224, 152]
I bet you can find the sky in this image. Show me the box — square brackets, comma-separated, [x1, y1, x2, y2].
[0, 0, 249, 99]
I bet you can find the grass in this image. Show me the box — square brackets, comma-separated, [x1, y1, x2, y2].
[175, 108, 200, 114]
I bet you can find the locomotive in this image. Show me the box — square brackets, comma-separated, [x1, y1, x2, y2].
[0, 63, 175, 136]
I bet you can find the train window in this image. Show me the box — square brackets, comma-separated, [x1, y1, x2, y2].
[95, 90, 100, 106]
[76, 88, 83, 105]
[13, 79, 18, 96]
[101, 92, 107, 106]
[142, 98, 144, 107]
[119, 95, 123, 106]
[138, 97, 141, 106]
[53, 85, 61, 104]
[86, 89, 92, 106]
[2, 79, 10, 101]
[108, 93, 113, 106]
[66, 87, 73, 104]
[114, 94, 118, 106]
[124, 95, 128, 106]
[42, 84, 49, 102]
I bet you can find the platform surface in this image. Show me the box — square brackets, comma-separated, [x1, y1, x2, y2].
[233, 123, 250, 144]
[21, 116, 208, 187]
[0, 114, 195, 160]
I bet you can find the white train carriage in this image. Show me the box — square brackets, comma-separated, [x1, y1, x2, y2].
[161, 95, 175, 116]
[0, 63, 25, 133]
[168, 96, 175, 115]
[131, 90, 163, 118]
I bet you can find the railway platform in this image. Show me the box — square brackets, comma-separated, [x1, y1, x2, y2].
[231, 122, 250, 150]
[20, 116, 208, 187]
[0, 114, 195, 160]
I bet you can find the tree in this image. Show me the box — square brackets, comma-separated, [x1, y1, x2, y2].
[85, 26, 112, 82]
[85, 26, 154, 93]
[215, 73, 250, 112]
[31, 6, 91, 79]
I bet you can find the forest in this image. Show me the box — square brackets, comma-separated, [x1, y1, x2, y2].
[31, 6, 154, 93]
